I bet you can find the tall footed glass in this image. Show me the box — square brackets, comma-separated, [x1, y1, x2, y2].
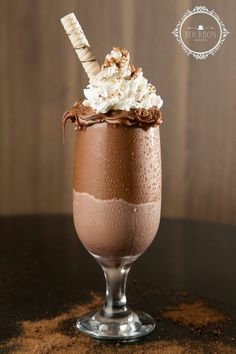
[73, 122, 162, 341]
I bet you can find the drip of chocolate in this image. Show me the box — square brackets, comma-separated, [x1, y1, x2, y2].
[62, 99, 163, 137]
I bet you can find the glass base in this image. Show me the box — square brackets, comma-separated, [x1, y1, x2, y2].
[76, 308, 155, 341]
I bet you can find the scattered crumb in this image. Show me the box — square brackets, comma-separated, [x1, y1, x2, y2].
[174, 291, 188, 297]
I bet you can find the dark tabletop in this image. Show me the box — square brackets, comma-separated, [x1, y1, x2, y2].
[0, 216, 235, 353]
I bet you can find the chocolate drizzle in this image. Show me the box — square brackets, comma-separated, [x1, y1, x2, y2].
[62, 99, 163, 137]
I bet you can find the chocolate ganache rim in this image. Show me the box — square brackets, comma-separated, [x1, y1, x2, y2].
[62, 99, 163, 134]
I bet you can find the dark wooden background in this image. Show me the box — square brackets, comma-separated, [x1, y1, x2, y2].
[0, 0, 235, 224]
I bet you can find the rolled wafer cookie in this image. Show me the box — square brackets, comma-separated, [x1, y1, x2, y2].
[61, 13, 100, 79]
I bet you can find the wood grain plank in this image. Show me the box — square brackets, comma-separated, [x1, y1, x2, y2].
[0, 0, 235, 224]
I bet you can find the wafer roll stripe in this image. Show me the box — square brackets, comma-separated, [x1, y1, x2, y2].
[61, 13, 100, 78]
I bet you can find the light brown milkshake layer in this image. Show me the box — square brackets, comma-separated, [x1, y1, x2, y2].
[73, 124, 161, 204]
[73, 190, 161, 257]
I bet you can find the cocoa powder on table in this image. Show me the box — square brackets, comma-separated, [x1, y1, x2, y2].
[0, 292, 234, 354]
[162, 299, 230, 327]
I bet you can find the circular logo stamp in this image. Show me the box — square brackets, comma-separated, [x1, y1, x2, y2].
[172, 6, 229, 59]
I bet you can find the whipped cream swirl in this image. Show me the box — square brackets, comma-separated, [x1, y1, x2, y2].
[83, 47, 163, 114]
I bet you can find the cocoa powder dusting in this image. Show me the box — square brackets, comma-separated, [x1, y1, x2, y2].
[0, 293, 234, 354]
[162, 300, 230, 327]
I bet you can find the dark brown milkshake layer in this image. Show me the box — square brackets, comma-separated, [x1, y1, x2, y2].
[73, 123, 161, 204]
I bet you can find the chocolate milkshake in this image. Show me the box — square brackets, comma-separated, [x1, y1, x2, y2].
[73, 123, 161, 257]
[63, 48, 163, 258]
[62, 46, 164, 340]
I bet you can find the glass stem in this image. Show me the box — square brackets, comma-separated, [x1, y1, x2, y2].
[101, 261, 132, 318]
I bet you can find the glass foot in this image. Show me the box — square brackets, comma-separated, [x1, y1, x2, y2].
[76, 309, 155, 341]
